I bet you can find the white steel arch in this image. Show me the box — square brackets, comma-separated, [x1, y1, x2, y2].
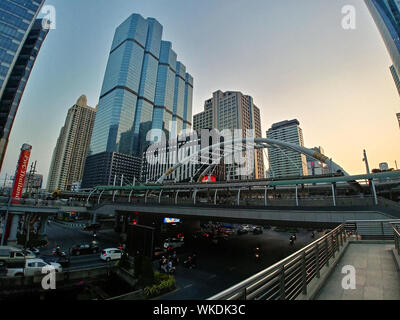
[156, 138, 348, 184]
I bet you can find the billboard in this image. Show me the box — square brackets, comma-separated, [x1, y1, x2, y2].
[11, 144, 32, 202]
[164, 218, 181, 224]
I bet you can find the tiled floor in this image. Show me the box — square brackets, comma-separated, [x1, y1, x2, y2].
[316, 243, 400, 300]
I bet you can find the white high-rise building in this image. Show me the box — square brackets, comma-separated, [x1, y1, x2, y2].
[267, 119, 308, 178]
[47, 96, 96, 191]
[193, 90, 265, 180]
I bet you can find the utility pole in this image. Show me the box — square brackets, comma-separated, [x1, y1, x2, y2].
[362, 150, 370, 174]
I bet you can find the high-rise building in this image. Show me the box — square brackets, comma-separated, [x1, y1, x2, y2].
[267, 119, 308, 178]
[365, 0, 400, 97]
[47, 96, 96, 191]
[0, 0, 47, 170]
[193, 90, 265, 180]
[82, 13, 193, 188]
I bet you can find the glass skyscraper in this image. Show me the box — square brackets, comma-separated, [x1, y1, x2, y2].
[83, 13, 193, 188]
[0, 0, 46, 170]
[365, 0, 400, 95]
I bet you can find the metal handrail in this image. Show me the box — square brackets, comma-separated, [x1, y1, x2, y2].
[208, 224, 347, 300]
[391, 223, 400, 256]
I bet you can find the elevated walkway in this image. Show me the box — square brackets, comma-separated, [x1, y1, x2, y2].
[208, 220, 400, 301]
[316, 242, 400, 300]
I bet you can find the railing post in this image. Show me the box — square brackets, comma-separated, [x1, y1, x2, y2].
[315, 243, 320, 278]
[279, 265, 285, 300]
[264, 186, 268, 207]
[325, 237, 330, 267]
[331, 233, 336, 259]
[302, 251, 307, 295]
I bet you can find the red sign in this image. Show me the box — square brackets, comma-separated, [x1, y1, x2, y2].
[11, 144, 32, 202]
[201, 175, 216, 183]
[3, 144, 32, 243]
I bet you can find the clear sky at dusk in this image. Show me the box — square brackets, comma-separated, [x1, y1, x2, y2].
[1, 0, 400, 185]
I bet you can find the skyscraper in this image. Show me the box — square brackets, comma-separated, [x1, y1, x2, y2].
[267, 119, 308, 178]
[82, 13, 193, 188]
[193, 90, 265, 180]
[0, 0, 47, 170]
[47, 96, 96, 191]
[365, 1, 400, 96]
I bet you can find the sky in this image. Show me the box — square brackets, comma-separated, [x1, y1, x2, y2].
[1, 0, 400, 186]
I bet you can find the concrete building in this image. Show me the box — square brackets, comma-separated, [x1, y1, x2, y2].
[47, 96, 96, 191]
[307, 147, 329, 176]
[267, 119, 308, 178]
[0, 0, 48, 170]
[82, 13, 193, 188]
[193, 90, 265, 180]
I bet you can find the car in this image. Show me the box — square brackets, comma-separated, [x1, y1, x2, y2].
[153, 247, 165, 259]
[22, 249, 37, 259]
[100, 248, 123, 262]
[237, 227, 249, 235]
[5, 258, 62, 277]
[70, 243, 100, 256]
[163, 238, 185, 251]
[253, 226, 263, 235]
[83, 223, 102, 232]
[241, 225, 252, 232]
[41, 254, 70, 268]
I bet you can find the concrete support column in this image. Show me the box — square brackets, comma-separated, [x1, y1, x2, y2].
[331, 183, 336, 207]
[40, 215, 48, 236]
[370, 179, 378, 205]
[295, 185, 299, 207]
[92, 212, 97, 224]
[7, 213, 20, 246]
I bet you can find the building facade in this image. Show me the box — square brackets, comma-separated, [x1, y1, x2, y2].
[47, 96, 96, 191]
[267, 119, 308, 178]
[306, 146, 329, 176]
[193, 90, 264, 180]
[365, 1, 400, 97]
[0, 0, 47, 170]
[82, 13, 193, 188]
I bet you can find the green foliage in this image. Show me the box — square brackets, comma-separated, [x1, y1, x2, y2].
[143, 275, 176, 298]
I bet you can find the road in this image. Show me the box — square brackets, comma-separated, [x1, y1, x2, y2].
[41, 221, 325, 300]
[39, 221, 121, 270]
[156, 227, 325, 300]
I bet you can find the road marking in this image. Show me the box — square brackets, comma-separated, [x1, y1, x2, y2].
[184, 284, 193, 289]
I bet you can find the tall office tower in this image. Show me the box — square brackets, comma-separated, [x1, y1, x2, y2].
[0, 0, 47, 171]
[47, 96, 96, 191]
[193, 90, 265, 180]
[267, 119, 308, 178]
[365, 0, 400, 96]
[82, 13, 193, 188]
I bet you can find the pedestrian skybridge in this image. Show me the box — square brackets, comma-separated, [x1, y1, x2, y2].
[207, 220, 400, 300]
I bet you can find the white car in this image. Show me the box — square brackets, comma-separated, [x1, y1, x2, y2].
[100, 248, 123, 262]
[6, 258, 62, 277]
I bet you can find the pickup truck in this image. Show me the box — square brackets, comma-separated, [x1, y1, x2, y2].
[5, 258, 62, 277]
[0, 246, 26, 263]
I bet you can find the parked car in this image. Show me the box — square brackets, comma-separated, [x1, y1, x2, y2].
[5, 258, 62, 277]
[70, 243, 100, 256]
[253, 226, 263, 235]
[163, 238, 185, 251]
[100, 248, 123, 262]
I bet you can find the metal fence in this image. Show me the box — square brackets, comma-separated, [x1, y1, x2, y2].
[208, 224, 347, 300]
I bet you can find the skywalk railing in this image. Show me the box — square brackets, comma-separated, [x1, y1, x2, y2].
[208, 224, 347, 300]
